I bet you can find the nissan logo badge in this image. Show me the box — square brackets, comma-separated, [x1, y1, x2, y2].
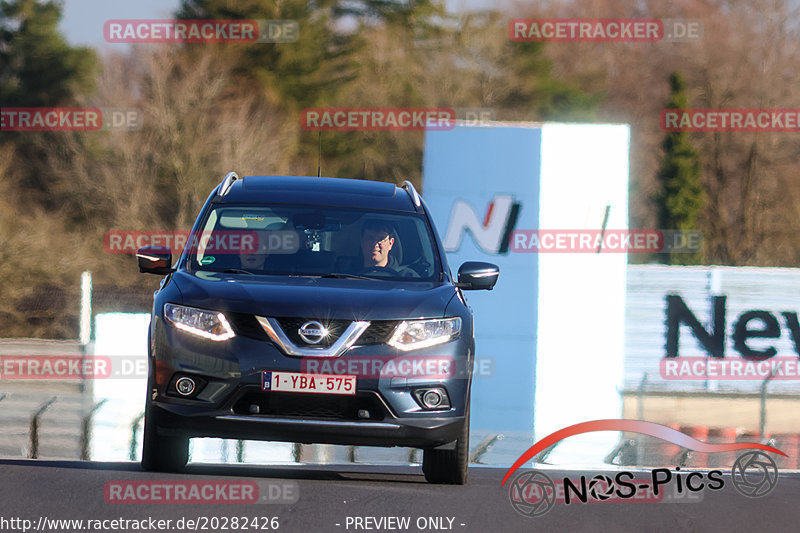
[298, 320, 327, 344]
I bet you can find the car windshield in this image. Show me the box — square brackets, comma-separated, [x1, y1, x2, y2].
[186, 204, 441, 281]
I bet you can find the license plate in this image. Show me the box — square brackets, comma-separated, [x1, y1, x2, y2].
[262, 371, 356, 395]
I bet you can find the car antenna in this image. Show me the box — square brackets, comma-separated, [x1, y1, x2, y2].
[317, 131, 322, 177]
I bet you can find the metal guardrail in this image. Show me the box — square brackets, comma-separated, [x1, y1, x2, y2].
[636, 369, 783, 439]
[19, 367, 784, 466]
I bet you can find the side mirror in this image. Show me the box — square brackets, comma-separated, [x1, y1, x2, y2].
[136, 246, 174, 275]
[455, 261, 499, 291]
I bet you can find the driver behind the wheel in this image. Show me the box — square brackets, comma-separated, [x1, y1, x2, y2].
[347, 220, 419, 277]
[238, 230, 271, 270]
[361, 221, 394, 268]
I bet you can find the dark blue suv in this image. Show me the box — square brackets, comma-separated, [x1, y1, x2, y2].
[136, 173, 499, 484]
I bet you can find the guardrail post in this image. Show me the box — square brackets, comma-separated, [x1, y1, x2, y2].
[536, 443, 558, 464]
[604, 439, 635, 465]
[128, 411, 145, 461]
[407, 448, 419, 464]
[236, 439, 245, 462]
[635, 373, 648, 466]
[80, 399, 108, 460]
[29, 397, 57, 459]
[760, 367, 778, 438]
[673, 448, 691, 467]
[293, 443, 302, 463]
[637, 373, 648, 420]
[470, 434, 504, 464]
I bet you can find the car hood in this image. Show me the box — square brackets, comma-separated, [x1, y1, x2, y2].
[171, 271, 456, 320]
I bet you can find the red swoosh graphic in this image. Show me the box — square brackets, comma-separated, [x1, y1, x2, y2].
[501, 419, 786, 486]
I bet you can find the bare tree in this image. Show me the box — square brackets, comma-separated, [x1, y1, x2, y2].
[0, 45, 298, 337]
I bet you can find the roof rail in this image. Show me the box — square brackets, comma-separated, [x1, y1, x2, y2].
[218, 172, 239, 196]
[401, 180, 421, 207]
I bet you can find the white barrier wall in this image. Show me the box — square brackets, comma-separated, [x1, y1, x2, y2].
[535, 124, 629, 442]
[423, 122, 630, 455]
[91, 312, 150, 460]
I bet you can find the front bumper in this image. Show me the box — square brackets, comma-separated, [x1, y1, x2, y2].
[149, 315, 473, 448]
[152, 401, 465, 448]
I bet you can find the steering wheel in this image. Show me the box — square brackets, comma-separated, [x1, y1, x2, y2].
[359, 266, 401, 276]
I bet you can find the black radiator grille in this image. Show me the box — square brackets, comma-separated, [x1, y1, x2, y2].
[232, 391, 386, 420]
[227, 315, 400, 346]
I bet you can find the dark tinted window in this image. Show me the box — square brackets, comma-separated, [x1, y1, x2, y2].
[188, 204, 440, 281]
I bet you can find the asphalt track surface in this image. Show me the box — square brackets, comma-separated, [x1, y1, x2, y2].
[0, 460, 797, 533]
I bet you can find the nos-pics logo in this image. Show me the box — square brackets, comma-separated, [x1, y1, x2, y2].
[502, 420, 784, 518]
[443, 195, 520, 254]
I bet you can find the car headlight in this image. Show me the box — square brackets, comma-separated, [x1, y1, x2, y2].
[387, 317, 461, 351]
[164, 303, 235, 341]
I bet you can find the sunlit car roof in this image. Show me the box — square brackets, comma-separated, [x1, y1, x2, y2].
[217, 175, 419, 212]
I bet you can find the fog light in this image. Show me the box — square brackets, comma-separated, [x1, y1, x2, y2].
[422, 390, 442, 408]
[413, 387, 450, 410]
[358, 409, 370, 419]
[175, 377, 196, 396]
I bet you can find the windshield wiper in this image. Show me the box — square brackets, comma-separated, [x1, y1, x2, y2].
[222, 268, 256, 275]
[320, 273, 375, 280]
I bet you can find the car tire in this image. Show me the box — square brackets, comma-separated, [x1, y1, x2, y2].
[141, 384, 188, 473]
[422, 405, 469, 485]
